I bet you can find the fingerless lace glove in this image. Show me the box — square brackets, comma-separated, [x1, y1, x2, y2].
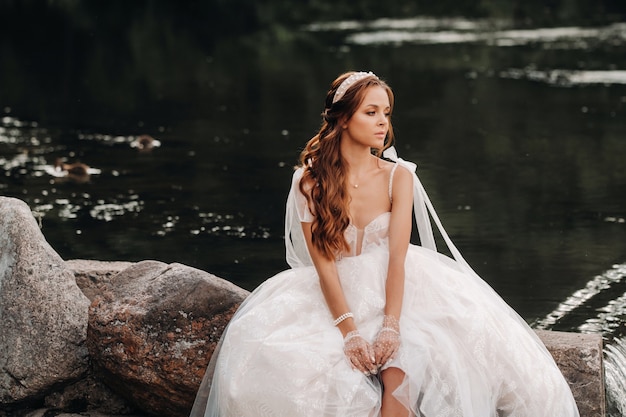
[373, 315, 400, 368]
[343, 330, 377, 376]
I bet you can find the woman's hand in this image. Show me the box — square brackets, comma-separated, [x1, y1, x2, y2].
[343, 330, 377, 376]
[373, 315, 401, 368]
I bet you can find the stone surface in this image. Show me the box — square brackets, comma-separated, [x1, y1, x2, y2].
[0, 366, 144, 417]
[87, 260, 249, 417]
[0, 197, 90, 403]
[66, 259, 134, 302]
[20, 411, 145, 417]
[42, 367, 137, 415]
[536, 330, 605, 417]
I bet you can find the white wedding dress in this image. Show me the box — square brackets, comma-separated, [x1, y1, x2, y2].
[189, 148, 579, 417]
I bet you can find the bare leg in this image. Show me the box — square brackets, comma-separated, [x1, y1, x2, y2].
[380, 367, 411, 417]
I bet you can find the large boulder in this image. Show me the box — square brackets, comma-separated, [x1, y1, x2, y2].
[87, 260, 249, 417]
[0, 197, 90, 403]
[536, 330, 605, 417]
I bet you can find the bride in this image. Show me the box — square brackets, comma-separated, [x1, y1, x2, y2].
[189, 71, 580, 417]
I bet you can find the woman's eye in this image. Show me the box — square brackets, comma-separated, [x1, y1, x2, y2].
[366, 111, 375, 116]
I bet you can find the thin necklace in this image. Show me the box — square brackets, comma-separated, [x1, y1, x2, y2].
[349, 157, 379, 188]
[350, 172, 363, 188]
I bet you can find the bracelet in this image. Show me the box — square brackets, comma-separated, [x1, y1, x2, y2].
[333, 312, 354, 326]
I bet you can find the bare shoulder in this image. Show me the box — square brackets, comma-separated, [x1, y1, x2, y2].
[392, 162, 413, 187]
[375, 156, 396, 173]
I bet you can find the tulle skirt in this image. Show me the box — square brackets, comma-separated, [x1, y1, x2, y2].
[190, 244, 579, 417]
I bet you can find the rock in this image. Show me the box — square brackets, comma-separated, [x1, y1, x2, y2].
[87, 260, 249, 417]
[0, 364, 145, 417]
[20, 411, 145, 417]
[42, 366, 138, 415]
[0, 197, 90, 404]
[66, 259, 134, 302]
[536, 330, 605, 417]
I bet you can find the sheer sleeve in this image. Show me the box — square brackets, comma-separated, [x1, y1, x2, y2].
[285, 167, 314, 268]
[293, 168, 315, 223]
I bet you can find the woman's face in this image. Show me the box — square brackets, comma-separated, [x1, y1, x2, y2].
[342, 85, 391, 150]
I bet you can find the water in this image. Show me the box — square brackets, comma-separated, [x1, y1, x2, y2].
[1, 5, 625, 414]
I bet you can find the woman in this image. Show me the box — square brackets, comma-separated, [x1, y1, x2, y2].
[190, 72, 580, 417]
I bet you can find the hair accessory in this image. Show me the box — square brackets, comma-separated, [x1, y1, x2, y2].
[333, 312, 354, 326]
[332, 71, 376, 104]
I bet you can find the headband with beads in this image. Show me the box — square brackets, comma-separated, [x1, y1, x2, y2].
[332, 71, 377, 104]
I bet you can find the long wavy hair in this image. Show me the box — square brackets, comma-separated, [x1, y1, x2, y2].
[298, 72, 395, 259]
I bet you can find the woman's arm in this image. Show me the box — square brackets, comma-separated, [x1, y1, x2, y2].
[295, 174, 355, 336]
[302, 222, 377, 375]
[373, 165, 414, 367]
[385, 165, 414, 320]
[302, 223, 356, 337]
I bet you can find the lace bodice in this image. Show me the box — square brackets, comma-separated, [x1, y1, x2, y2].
[345, 161, 397, 257]
[288, 163, 398, 260]
[344, 212, 391, 257]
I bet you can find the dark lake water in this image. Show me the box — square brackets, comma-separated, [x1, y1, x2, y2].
[1, 3, 625, 414]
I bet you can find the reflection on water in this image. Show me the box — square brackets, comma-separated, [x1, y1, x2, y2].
[311, 18, 626, 88]
[534, 263, 626, 331]
[500, 68, 626, 86]
[2, 114, 273, 241]
[310, 17, 626, 48]
[307, 16, 507, 33]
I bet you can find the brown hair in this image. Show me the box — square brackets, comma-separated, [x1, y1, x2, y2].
[298, 71, 395, 259]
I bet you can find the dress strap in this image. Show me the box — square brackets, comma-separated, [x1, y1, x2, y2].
[388, 162, 399, 203]
[382, 146, 483, 280]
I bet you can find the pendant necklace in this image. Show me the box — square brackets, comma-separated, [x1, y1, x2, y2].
[351, 169, 366, 188]
[351, 160, 375, 188]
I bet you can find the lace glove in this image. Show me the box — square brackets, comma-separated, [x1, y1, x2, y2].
[373, 315, 401, 368]
[343, 330, 377, 376]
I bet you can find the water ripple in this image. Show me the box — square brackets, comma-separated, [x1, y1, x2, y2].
[306, 16, 506, 32]
[500, 68, 626, 86]
[30, 195, 144, 222]
[346, 24, 626, 47]
[579, 290, 626, 335]
[89, 200, 143, 222]
[0, 116, 48, 146]
[184, 212, 271, 239]
[306, 16, 626, 49]
[77, 132, 162, 149]
[534, 263, 626, 330]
